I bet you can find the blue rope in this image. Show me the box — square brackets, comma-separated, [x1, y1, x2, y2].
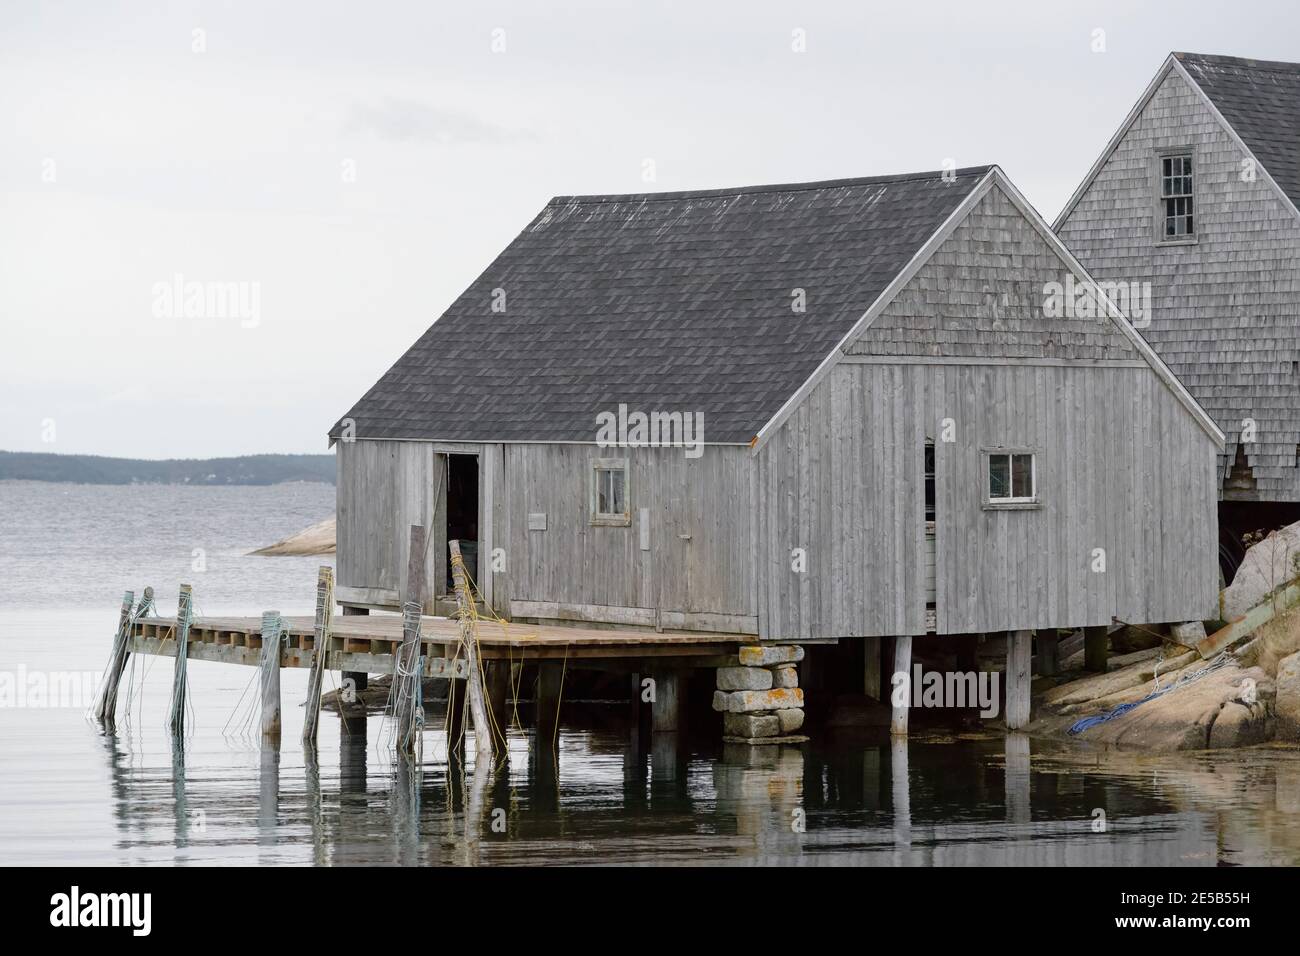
[1068, 654, 1232, 736]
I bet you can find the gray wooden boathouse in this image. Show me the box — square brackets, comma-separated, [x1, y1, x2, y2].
[1055, 51, 1300, 568]
[329, 164, 1223, 729]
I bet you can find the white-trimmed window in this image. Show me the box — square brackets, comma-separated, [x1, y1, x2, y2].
[590, 458, 630, 526]
[984, 450, 1037, 507]
[1160, 152, 1195, 239]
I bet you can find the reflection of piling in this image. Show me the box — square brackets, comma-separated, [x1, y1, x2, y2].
[171, 738, 188, 848]
[259, 745, 280, 857]
[339, 712, 368, 793]
[890, 737, 911, 848]
[1004, 732, 1031, 824]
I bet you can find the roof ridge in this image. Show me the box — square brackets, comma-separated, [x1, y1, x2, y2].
[1175, 51, 1300, 74]
[548, 166, 995, 206]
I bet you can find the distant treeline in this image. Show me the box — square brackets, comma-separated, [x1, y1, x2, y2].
[0, 451, 336, 486]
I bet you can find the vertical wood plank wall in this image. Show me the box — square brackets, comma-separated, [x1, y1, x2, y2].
[501, 443, 756, 622]
[755, 360, 1220, 639]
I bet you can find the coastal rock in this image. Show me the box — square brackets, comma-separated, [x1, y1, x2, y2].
[1277, 651, 1300, 741]
[1221, 522, 1300, 622]
[1041, 661, 1275, 751]
[250, 517, 336, 556]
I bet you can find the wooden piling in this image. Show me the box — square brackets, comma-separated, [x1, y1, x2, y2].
[863, 636, 882, 700]
[449, 538, 495, 762]
[340, 606, 369, 692]
[259, 611, 283, 738]
[167, 584, 193, 737]
[94, 590, 134, 724]
[394, 525, 427, 757]
[485, 661, 511, 735]
[536, 662, 563, 744]
[890, 635, 912, 735]
[651, 671, 684, 733]
[1006, 629, 1032, 730]
[302, 566, 334, 745]
[1084, 625, 1109, 672]
[1036, 630, 1060, 677]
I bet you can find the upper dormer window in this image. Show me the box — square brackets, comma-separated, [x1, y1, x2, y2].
[1160, 153, 1195, 239]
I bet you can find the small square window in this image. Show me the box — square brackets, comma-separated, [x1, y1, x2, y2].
[591, 458, 630, 525]
[1159, 152, 1194, 240]
[985, 451, 1036, 507]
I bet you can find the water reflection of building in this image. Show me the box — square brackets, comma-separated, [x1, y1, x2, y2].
[97, 719, 1298, 866]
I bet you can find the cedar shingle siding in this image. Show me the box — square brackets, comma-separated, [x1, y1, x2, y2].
[1057, 53, 1300, 501]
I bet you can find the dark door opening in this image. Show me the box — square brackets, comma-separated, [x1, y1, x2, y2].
[446, 453, 479, 591]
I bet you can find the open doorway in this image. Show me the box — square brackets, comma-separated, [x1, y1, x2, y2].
[445, 453, 479, 591]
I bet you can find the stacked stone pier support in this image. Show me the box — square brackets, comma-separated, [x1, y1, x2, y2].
[712, 645, 808, 744]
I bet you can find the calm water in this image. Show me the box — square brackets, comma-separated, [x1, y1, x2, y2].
[2, 480, 1299, 866]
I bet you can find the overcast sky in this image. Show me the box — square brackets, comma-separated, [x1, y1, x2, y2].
[2, 0, 1296, 458]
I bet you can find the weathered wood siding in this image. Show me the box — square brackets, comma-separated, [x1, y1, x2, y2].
[756, 182, 1220, 638]
[757, 362, 1219, 638]
[1057, 66, 1300, 501]
[502, 444, 757, 630]
[338, 439, 757, 631]
[336, 439, 444, 610]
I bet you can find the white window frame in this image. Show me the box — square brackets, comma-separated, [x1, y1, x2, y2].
[982, 447, 1039, 510]
[590, 457, 631, 527]
[1154, 148, 1197, 245]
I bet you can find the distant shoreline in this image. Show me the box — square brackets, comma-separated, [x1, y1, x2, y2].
[0, 450, 335, 486]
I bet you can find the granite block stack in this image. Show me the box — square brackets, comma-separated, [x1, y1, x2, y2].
[712, 645, 809, 744]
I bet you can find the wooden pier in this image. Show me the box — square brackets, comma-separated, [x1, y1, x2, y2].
[95, 529, 818, 752]
[128, 609, 758, 673]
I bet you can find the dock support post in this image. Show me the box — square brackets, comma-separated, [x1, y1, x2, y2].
[167, 584, 193, 737]
[449, 538, 495, 763]
[302, 566, 334, 745]
[486, 661, 511, 736]
[536, 662, 563, 745]
[956, 633, 979, 673]
[863, 636, 882, 700]
[94, 590, 134, 724]
[890, 635, 913, 735]
[1006, 629, 1032, 730]
[1084, 625, 1109, 673]
[394, 525, 427, 758]
[340, 606, 369, 692]
[259, 611, 283, 738]
[1035, 630, 1060, 677]
[651, 671, 684, 733]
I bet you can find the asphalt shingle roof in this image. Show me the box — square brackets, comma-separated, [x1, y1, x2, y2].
[1177, 52, 1300, 210]
[330, 167, 992, 444]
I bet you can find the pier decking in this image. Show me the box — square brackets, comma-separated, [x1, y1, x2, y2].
[129, 611, 762, 677]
